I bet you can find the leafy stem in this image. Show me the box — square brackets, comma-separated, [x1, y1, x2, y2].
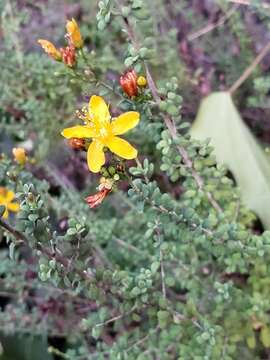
[0, 217, 93, 282]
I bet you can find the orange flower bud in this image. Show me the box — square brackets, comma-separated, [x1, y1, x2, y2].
[85, 188, 111, 209]
[38, 39, 62, 61]
[60, 45, 76, 67]
[68, 138, 86, 150]
[12, 147, 27, 166]
[119, 69, 138, 97]
[66, 18, 83, 49]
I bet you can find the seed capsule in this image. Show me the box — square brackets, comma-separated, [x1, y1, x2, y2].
[68, 138, 86, 150]
[60, 45, 76, 67]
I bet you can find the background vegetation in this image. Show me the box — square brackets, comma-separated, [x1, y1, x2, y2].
[1, 0, 270, 359]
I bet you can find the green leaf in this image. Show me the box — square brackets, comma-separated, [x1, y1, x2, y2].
[124, 57, 134, 67]
[67, 228, 77, 236]
[246, 334, 256, 349]
[157, 310, 170, 329]
[28, 214, 39, 222]
[190, 92, 270, 229]
[150, 261, 160, 273]
[9, 242, 16, 260]
[260, 326, 270, 348]
[0, 334, 53, 360]
[91, 327, 101, 340]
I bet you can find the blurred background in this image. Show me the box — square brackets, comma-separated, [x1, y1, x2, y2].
[1, 0, 270, 358]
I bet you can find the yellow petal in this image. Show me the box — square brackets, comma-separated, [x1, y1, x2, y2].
[111, 112, 140, 135]
[38, 39, 62, 60]
[5, 190, 15, 202]
[89, 95, 110, 125]
[87, 140, 105, 173]
[66, 18, 83, 48]
[61, 126, 96, 139]
[2, 207, 8, 219]
[107, 136, 137, 160]
[8, 202, 20, 213]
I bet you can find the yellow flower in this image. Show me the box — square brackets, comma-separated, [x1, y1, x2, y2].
[137, 76, 147, 87]
[62, 95, 140, 173]
[0, 187, 19, 219]
[38, 39, 62, 61]
[12, 147, 27, 166]
[66, 18, 83, 49]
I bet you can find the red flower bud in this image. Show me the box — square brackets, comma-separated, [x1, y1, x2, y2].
[68, 138, 86, 150]
[85, 188, 111, 209]
[119, 69, 138, 97]
[60, 45, 76, 67]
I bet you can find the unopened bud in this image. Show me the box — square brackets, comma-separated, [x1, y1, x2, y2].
[137, 75, 147, 87]
[119, 69, 138, 97]
[66, 18, 83, 49]
[38, 39, 62, 61]
[60, 45, 76, 67]
[12, 147, 27, 166]
[68, 138, 86, 150]
[27, 192, 35, 203]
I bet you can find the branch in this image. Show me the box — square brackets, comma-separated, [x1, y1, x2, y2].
[173, 311, 203, 330]
[0, 217, 93, 282]
[129, 172, 215, 237]
[227, 0, 270, 9]
[113, 236, 148, 257]
[126, 327, 159, 353]
[159, 245, 166, 299]
[155, 222, 167, 299]
[229, 41, 270, 94]
[94, 305, 136, 328]
[118, 5, 223, 214]
[187, 4, 240, 42]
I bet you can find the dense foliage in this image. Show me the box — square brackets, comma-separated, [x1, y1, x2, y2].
[1, 0, 270, 359]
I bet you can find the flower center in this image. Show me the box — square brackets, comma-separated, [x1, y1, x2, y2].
[99, 127, 109, 139]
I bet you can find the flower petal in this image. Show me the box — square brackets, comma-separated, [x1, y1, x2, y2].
[87, 140, 105, 173]
[5, 190, 15, 202]
[61, 126, 96, 139]
[8, 202, 20, 213]
[89, 95, 110, 125]
[111, 112, 140, 135]
[2, 207, 8, 219]
[66, 18, 83, 48]
[107, 136, 137, 160]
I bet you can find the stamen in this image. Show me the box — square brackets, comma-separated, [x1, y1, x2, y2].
[99, 127, 108, 138]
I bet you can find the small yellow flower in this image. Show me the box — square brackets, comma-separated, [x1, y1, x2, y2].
[62, 95, 140, 173]
[12, 147, 27, 166]
[137, 76, 147, 87]
[37, 39, 62, 61]
[66, 18, 83, 49]
[0, 187, 19, 219]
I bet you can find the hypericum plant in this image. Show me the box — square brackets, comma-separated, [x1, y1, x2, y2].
[1, 1, 270, 360]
